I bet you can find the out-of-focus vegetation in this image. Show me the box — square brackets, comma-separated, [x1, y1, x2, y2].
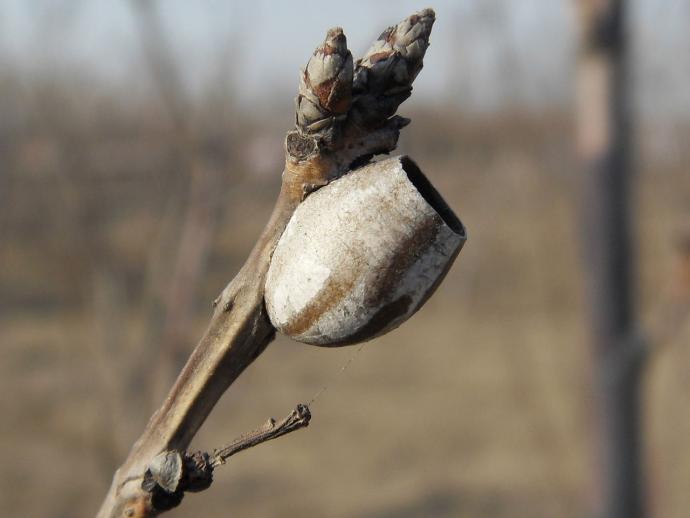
[1, 2, 689, 517]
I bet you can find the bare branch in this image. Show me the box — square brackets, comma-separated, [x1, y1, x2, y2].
[210, 403, 312, 466]
[285, 8, 436, 186]
[132, 404, 312, 512]
[295, 27, 353, 139]
[97, 10, 439, 517]
[351, 8, 435, 128]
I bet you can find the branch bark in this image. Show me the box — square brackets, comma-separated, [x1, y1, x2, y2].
[97, 9, 436, 517]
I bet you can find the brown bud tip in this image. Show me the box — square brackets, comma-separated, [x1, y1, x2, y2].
[351, 9, 435, 127]
[323, 27, 347, 54]
[358, 8, 435, 84]
[296, 27, 354, 135]
[390, 8, 435, 63]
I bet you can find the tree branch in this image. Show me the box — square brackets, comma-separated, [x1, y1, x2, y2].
[97, 9, 435, 517]
[210, 403, 312, 466]
[133, 404, 312, 512]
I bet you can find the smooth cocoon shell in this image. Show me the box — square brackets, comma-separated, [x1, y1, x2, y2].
[265, 155, 466, 346]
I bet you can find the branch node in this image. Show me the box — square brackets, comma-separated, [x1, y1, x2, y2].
[286, 130, 319, 162]
[140, 404, 312, 512]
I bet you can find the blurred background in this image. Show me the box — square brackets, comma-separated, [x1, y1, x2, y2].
[1, 1, 689, 517]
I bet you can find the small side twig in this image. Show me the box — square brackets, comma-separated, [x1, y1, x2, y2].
[139, 404, 311, 511]
[211, 403, 312, 466]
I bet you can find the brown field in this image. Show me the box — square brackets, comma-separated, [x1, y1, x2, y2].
[1, 83, 689, 518]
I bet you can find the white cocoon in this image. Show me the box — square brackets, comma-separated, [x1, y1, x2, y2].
[265, 155, 466, 346]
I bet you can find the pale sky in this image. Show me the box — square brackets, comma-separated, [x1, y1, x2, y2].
[0, 0, 688, 118]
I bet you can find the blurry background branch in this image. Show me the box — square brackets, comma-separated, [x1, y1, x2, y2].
[576, 1, 643, 517]
[645, 232, 690, 353]
[90, 0, 235, 445]
[127, 0, 227, 411]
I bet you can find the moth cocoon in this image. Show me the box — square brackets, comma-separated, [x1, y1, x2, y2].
[265, 155, 466, 346]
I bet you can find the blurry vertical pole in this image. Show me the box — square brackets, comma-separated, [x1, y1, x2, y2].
[576, 1, 646, 518]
